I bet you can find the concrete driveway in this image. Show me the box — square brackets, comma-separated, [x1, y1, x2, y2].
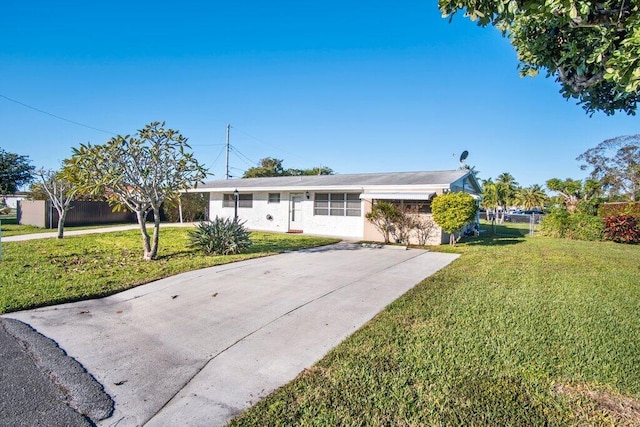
[5, 242, 458, 426]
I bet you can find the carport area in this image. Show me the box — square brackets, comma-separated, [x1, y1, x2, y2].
[5, 242, 458, 426]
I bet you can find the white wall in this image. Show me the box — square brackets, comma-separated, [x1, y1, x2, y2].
[1, 195, 25, 209]
[208, 191, 364, 239]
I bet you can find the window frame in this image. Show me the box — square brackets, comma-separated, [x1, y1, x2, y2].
[314, 193, 361, 217]
[268, 193, 281, 204]
[222, 193, 253, 208]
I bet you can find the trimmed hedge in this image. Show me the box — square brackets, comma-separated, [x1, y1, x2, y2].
[539, 209, 604, 241]
[598, 202, 640, 219]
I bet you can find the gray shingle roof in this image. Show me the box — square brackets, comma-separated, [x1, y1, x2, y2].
[197, 170, 470, 190]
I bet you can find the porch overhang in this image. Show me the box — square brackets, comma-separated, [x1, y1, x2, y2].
[359, 192, 436, 201]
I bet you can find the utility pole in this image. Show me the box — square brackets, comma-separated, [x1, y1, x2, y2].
[225, 124, 231, 180]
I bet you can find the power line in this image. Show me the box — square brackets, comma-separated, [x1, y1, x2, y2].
[209, 145, 227, 168]
[0, 93, 116, 135]
[233, 126, 310, 164]
[233, 125, 334, 173]
[229, 145, 257, 168]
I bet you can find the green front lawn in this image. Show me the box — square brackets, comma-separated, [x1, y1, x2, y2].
[231, 228, 640, 425]
[0, 221, 141, 237]
[0, 228, 339, 313]
[1, 223, 47, 236]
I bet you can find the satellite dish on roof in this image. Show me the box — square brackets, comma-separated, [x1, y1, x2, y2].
[459, 150, 469, 164]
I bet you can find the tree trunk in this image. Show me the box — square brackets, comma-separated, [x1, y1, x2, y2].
[137, 209, 153, 261]
[148, 207, 161, 260]
[56, 209, 66, 239]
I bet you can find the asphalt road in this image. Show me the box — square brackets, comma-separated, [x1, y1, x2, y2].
[0, 318, 113, 426]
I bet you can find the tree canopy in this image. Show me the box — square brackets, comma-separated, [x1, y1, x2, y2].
[0, 149, 34, 194]
[438, 0, 640, 115]
[243, 157, 333, 178]
[35, 168, 77, 239]
[546, 177, 601, 211]
[577, 134, 640, 201]
[431, 192, 478, 245]
[365, 201, 402, 244]
[514, 184, 548, 210]
[63, 121, 208, 260]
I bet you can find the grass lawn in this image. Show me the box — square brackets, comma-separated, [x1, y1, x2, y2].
[0, 219, 141, 237]
[231, 226, 640, 426]
[1, 222, 50, 236]
[0, 228, 339, 313]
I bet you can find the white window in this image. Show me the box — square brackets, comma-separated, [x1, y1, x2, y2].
[314, 193, 361, 216]
[268, 193, 280, 203]
[223, 193, 253, 208]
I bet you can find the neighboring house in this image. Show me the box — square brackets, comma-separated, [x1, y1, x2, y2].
[189, 170, 481, 245]
[1, 192, 29, 209]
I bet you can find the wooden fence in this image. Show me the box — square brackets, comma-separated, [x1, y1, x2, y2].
[17, 200, 136, 228]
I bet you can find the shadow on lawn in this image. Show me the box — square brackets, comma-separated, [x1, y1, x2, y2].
[460, 236, 525, 247]
[0, 216, 18, 226]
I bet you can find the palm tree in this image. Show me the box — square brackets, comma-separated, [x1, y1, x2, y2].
[481, 178, 511, 222]
[481, 179, 498, 220]
[496, 172, 520, 211]
[514, 185, 548, 210]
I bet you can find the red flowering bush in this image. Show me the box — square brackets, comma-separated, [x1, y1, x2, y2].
[603, 215, 640, 243]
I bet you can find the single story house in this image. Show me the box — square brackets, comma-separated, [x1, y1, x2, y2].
[187, 169, 481, 245]
[1, 191, 29, 209]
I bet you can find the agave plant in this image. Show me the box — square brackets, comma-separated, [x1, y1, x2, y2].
[188, 217, 252, 255]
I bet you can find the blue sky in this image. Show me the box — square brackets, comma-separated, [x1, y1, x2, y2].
[2, 1, 638, 188]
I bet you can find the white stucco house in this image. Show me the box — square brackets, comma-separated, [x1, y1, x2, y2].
[187, 169, 481, 245]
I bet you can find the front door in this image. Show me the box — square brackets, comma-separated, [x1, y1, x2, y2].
[290, 194, 304, 231]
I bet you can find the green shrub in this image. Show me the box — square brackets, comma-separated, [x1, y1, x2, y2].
[565, 212, 604, 241]
[365, 202, 401, 244]
[431, 192, 478, 245]
[539, 209, 603, 241]
[604, 215, 640, 243]
[538, 208, 570, 238]
[188, 217, 252, 255]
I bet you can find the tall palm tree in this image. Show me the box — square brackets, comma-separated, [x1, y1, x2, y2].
[481, 179, 498, 220]
[481, 178, 511, 222]
[496, 172, 520, 210]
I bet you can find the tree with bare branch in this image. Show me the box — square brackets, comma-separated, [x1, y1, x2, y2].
[63, 122, 208, 260]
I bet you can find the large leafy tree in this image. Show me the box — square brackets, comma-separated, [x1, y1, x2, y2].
[243, 157, 334, 178]
[577, 134, 640, 201]
[431, 192, 478, 245]
[286, 166, 334, 176]
[438, 0, 640, 115]
[546, 177, 601, 211]
[0, 149, 34, 194]
[243, 157, 285, 178]
[63, 122, 208, 260]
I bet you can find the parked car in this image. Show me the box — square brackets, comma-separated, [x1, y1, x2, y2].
[504, 209, 545, 223]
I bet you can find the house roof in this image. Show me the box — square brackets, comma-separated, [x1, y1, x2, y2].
[191, 170, 481, 194]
